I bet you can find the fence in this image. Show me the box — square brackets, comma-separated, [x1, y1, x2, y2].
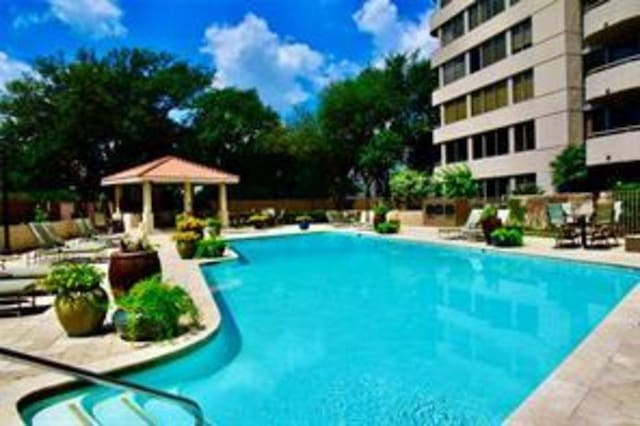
[614, 190, 640, 235]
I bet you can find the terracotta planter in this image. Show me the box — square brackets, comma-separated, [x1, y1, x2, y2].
[55, 288, 108, 337]
[108, 251, 161, 298]
[176, 240, 197, 259]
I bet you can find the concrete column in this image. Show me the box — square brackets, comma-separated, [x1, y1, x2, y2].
[440, 144, 447, 166]
[183, 182, 193, 214]
[114, 185, 122, 217]
[218, 184, 229, 227]
[141, 181, 154, 235]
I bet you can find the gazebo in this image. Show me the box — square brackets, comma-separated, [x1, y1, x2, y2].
[101, 156, 239, 233]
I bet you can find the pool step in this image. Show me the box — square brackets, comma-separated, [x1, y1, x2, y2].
[90, 393, 158, 425]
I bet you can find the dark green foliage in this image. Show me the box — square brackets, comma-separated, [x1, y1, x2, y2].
[551, 144, 587, 192]
[117, 275, 200, 341]
[195, 238, 227, 258]
[375, 220, 400, 234]
[491, 227, 524, 247]
[512, 182, 544, 195]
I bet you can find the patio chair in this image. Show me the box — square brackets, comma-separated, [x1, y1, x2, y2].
[439, 209, 483, 240]
[28, 222, 107, 262]
[547, 203, 580, 248]
[326, 210, 352, 227]
[588, 202, 620, 248]
[0, 271, 46, 316]
[497, 209, 510, 225]
[74, 218, 122, 246]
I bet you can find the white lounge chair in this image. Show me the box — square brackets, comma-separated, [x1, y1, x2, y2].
[28, 222, 107, 262]
[439, 209, 483, 240]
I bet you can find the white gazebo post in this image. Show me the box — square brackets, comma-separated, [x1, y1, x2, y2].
[218, 183, 229, 227]
[142, 181, 154, 235]
[114, 185, 122, 218]
[183, 181, 193, 214]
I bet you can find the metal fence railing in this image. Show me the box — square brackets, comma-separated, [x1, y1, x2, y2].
[614, 190, 640, 235]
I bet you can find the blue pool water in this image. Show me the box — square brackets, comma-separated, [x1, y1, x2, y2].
[24, 233, 639, 425]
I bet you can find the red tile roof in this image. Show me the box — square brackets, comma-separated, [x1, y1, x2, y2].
[101, 156, 239, 186]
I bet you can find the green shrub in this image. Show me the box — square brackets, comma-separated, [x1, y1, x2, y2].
[117, 276, 200, 341]
[248, 214, 269, 226]
[195, 238, 227, 258]
[480, 205, 498, 221]
[389, 168, 430, 208]
[433, 164, 478, 199]
[375, 220, 400, 234]
[551, 144, 587, 192]
[39, 263, 104, 294]
[205, 217, 222, 235]
[512, 182, 543, 195]
[491, 227, 524, 247]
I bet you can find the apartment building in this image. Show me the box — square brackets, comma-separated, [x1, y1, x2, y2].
[583, 0, 640, 187]
[430, 0, 584, 197]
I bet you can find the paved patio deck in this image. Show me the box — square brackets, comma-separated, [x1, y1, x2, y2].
[0, 225, 638, 425]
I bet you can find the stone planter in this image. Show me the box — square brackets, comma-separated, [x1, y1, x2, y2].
[108, 251, 161, 298]
[176, 240, 197, 259]
[54, 288, 108, 337]
[298, 221, 310, 231]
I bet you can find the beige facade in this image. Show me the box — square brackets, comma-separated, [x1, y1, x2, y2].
[430, 0, 583, 196]
[583, 0, 640, 170]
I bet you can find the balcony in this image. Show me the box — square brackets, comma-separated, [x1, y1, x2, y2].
[585, 55, 640, 102]
[586, 126, 640, 166]
[583, 0, 640, 44]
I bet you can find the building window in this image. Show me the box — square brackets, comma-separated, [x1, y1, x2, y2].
[442, 55, 466, 85]
[469, 0, 505, 30]
[445, 138, 468, 163]
[470, 33, 507, 73]
[514, 121, 536, 151]
[444, 96, 468, 124]
[512, 69, 534, 103]
[514, 173, 536, 188]
[478, 177, 511, 199]
[471, 80, 508, 116]
[441, 13, 465, 46]
[511, 19, 532, 54]
[472, 127, 509, 159]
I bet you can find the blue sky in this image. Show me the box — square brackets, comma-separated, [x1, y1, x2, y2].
[0, 0, 437, 113]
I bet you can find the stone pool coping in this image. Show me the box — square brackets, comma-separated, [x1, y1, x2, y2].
[2, 225, 638, 424]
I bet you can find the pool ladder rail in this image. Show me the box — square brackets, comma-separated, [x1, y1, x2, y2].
[0, 345, 207, 425]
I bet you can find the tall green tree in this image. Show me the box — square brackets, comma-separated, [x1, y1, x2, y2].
[0, 48, 210, 197]
[551, 144, 587, 192]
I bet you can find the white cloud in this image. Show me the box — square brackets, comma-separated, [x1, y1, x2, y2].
[353, 0, 438, 61]
[0, 52, 31, 92]
[48, 0, 127, 39]
[201, 14, 358, 113]
[12, 12, 53, 30]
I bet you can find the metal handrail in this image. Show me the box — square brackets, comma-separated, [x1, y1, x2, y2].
[0, 346, 205, 425]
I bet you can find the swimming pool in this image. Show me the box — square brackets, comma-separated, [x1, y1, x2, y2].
[24, 232, 639, 425]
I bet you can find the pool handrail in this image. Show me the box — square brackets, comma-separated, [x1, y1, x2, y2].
[0, 345, 206, 425]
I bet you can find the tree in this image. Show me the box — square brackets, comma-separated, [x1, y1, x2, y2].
[389, 168, 430, 208]
[551, 144, 587, 192]
[433, 164, 478, 199]
[0, 48, 210, 197]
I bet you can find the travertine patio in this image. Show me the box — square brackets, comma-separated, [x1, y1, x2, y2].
[0, 225, 638, 425]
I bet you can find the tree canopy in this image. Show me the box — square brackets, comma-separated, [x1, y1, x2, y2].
[1, 48, 438, 204]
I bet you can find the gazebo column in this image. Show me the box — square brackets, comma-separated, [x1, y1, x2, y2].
[114, 185, 122, 217]
[218, 183, 229, 227]
[141, 181, 154, 234]
[183, 182, 193, 214]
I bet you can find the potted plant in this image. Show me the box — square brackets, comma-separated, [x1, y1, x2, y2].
[375, 220, 400, 234]
[113, 276, 200, 341]
[176, 214, 205, 238]
[204, 217, 222, 238]
[491, 227, 524, 247]
[248, 214, 269, 229]
[108, 236, 161, 298]
[372, 203, 391, 228]
[173, 231, 200, 259]
[195, 237, 227, 258]
[480, 205, 502, 244]
[296, 215, 313, 230]
[39, 263, 108, 337]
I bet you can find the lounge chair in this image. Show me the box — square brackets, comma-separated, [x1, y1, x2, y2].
[74, 218, 122, 246]
[0, 266, 49, 316]
[588, 202, 620, 248]
[547, 203, 580, 247]
[497, 209, 510, 225]
[326, 210, 353, 227]
[28, 222, 107, 262]
[439, 209, 483, 240]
